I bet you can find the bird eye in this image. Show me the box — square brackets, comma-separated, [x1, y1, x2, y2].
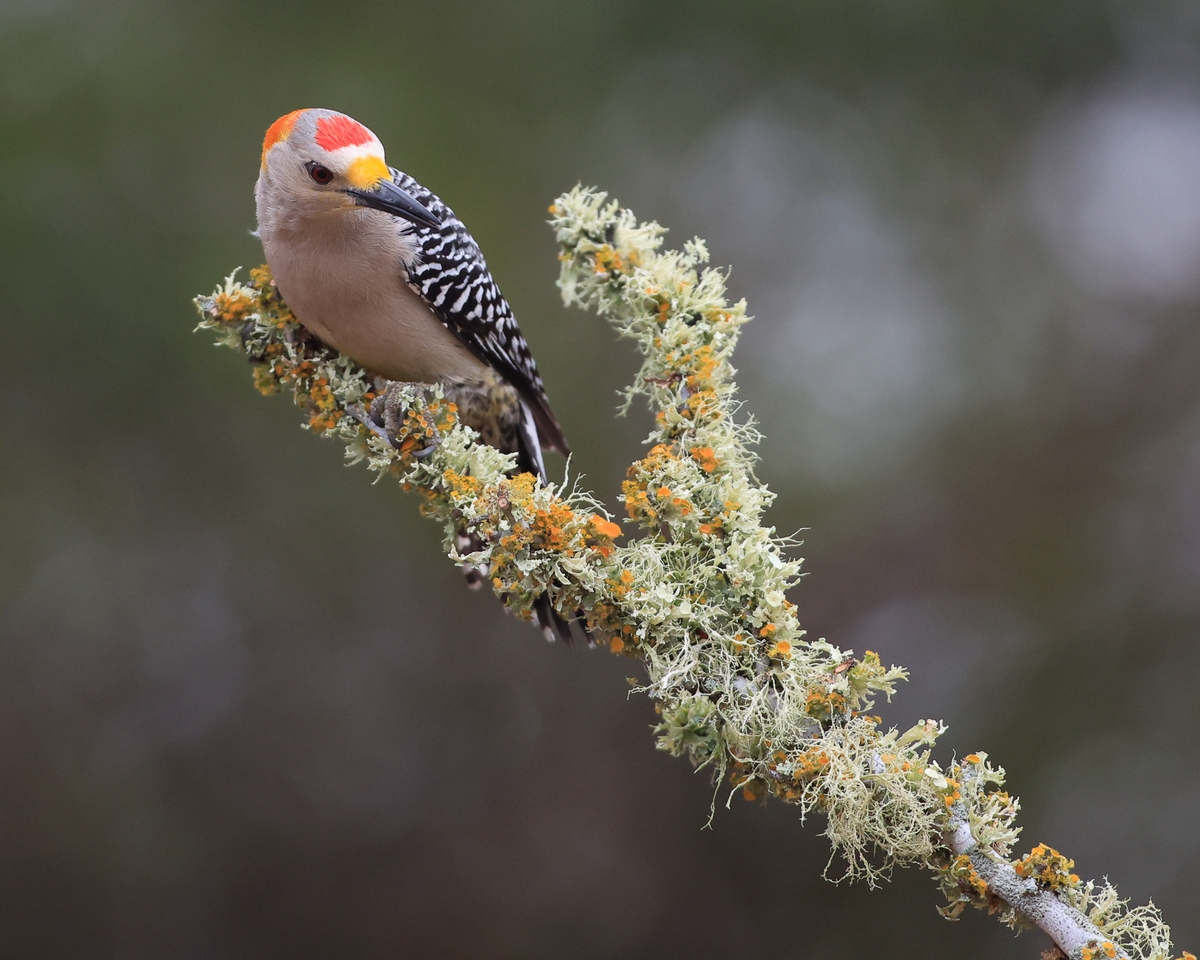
[305, 162, 334, 185]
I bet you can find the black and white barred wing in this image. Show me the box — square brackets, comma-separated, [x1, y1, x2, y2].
[389, 169, 568, 456]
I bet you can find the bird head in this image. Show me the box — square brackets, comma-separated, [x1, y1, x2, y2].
[257, 109, 440, 228]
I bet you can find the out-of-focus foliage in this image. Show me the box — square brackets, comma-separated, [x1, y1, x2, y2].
[1, 1, 1198, 958]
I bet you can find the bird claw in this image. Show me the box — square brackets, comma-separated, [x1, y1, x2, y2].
[346, 404, 390, 441]
[349, 394, 442, 456]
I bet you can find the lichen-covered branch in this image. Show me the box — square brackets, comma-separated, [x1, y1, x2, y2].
[195, 186, 1190, 960]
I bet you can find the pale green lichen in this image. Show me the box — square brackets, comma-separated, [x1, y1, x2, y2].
[194, 188, 1187, 960]
[1061, 881, 1180, 960]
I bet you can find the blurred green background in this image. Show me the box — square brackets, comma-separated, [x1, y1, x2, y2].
[2, 0, 1198, 957]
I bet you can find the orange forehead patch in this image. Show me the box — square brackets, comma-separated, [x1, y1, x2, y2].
[315, 114, 375, 152]
[262, 109, 307, 167]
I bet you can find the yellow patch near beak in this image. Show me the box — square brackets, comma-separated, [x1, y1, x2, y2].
[345, 155, 390, 190]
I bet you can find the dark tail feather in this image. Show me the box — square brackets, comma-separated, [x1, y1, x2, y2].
[523, 391, 570, 458]
[458, 536, 572, 644]
[534, 593, 574, 644]
[519, 402, 576, 645]
[456, 529, 488, 589]
[514, 400, 548, 480]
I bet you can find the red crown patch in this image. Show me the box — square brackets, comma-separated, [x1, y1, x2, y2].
[315, 114, 375, 152]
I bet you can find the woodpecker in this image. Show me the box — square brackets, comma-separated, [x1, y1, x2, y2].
[255, 108, 572, 641]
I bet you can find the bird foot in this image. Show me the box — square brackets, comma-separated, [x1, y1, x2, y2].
[346, 404, 390, 441]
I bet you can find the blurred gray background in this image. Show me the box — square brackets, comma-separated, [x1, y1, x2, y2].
[1, 0, 1198, 957]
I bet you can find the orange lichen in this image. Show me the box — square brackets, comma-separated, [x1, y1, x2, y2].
[531, 501, 579, 553]
[443, 469, 483, 500]
[767, 639, 792, 659]
[307, 411, 342, 433]
[803, 689, 848, 724]
[947, 854, 990, 898]
[684, 387, 721, 421]
[622, 443, 686, 524]
[689, 446, 720, 473]
[1014, 844, 1080, 891]
[941, 778, 962, 808]
[681, 344, 720, 390]
[210, 288, 256, 323]
[792, 747, 831, 778]
[589, 516, 621, 539]
[580, 515, 622, 557]
[592, 244, 640, 276]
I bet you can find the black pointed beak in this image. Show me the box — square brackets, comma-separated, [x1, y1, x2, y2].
[347, 179, 441, 229]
